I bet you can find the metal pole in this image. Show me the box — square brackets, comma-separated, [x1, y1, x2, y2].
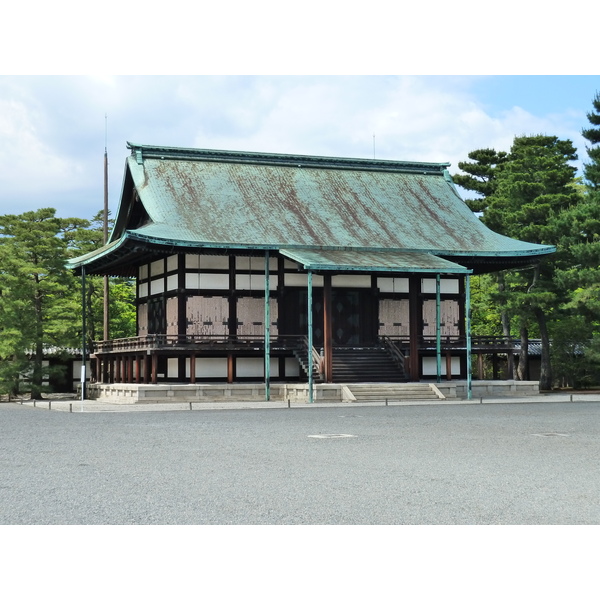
[436, 274, 441, 383]
[308, 271, 314, 404]
[103, 126, 110, 341]
[466, 274, 472, 400]
[264, 251, 270, 402]
[81, 267, 87, 409]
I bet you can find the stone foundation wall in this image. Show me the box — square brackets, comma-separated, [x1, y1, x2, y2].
[87, 380, 540, 404]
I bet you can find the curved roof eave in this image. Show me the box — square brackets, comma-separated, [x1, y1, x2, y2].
[123, 226, 556, 259]
[66, 228, 554, 277]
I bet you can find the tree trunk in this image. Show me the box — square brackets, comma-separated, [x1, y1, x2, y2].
[30, 288, 44, 400]
[496, 273, 512, 339]
[30, 340, 44, 400]
[535, 308, 552, 391]
[516, 326, 528, 380]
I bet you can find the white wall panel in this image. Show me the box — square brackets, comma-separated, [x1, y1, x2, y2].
[422, 356, 461, 376]
[236, 256, 278, 271]
[185, 357, 228, 378]
[150, 259, 164, 277]
[185, 254, 200, 269]
[166, 274, 178, 291]
[377, 277, 409, 293]
[150, 278, 165, 295]
[235, 274, 278, 290]
[185, 273, 229, 289]
[200, 273, 229, 289]
[167, 358, 179, 378]
[166, 254, 178, 272]
[285, 357, 300, 377]
[186, 273, 200, 289]
[422, 278, 460, 294]
[235, 357, 279, 377]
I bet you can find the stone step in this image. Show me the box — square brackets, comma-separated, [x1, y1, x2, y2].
[346, 383, 443, 402]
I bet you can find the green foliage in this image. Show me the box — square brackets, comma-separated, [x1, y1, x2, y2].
[582, 91, 600, 189]
[0, 208, 89, 398]
[456, 135, 583, 389]
[469, 274, 504, 336]
[453, 148, 509, 214]
[549, 317, 600, 388]
[0, 208, 137, 398]
[69, 210, 137, 343]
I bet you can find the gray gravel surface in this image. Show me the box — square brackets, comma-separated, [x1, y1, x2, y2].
[1, 401, 599, 524]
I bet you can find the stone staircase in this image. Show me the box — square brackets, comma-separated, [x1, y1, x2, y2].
[344, 383, 444, 403]
[293, 347, 325, 382]
[332, 346, 406, 383]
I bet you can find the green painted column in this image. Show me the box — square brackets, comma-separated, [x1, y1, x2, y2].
[264, 251, 270, 402]
[81, 267, 87, 404]
[308, 270, 314, 404]
[436, 274, 441, 383]
[466, 274, 472, 400]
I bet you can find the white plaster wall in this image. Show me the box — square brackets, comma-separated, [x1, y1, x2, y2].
[377, 277, 409, 293]
[421, 278, 460, 294]
[167, 358, 179, 378]
[185, 357, 228, 378]
[422, 356, 461, 376]
[236, 357, 279, 377]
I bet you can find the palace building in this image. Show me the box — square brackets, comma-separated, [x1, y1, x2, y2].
[68, 143, 554, 401]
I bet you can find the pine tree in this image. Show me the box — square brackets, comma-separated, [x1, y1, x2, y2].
[582, 91, 600, 189]
[0, 209, 88, 399]
[481, 135, 579, 390]
[452, 148, 509, 213]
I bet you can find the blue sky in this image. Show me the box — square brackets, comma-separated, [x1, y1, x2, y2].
[1, 75, 598, 221]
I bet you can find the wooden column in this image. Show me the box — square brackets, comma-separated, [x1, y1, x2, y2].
[151, 353, 157, 384]
[446, 351, 452, 381]
[102, 356, 109, 384]
[227, 354, 234, 383]
[408, 275, 420, 381]
[143, 354, 150, 384]
[190, 353, 196, 384]
[323, 274, 333, 383]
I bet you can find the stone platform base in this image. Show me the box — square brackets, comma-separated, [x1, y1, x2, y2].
[87, 380, 540, 404]
[438, 380, 540, 398]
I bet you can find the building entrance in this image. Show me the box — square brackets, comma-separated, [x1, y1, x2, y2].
[282, 288, 376, 347]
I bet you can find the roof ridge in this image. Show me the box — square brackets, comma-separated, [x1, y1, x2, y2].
[126, 142, 450, 174]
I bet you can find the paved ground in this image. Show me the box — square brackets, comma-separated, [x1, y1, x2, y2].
[1, 396, 600, 524]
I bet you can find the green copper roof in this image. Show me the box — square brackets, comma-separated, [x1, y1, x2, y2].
[280, 249, 470, 274]
[68, 143, 555, 275]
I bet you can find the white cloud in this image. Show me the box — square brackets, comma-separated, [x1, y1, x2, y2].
[0, 76, 592, 219]
[0, 96, 82, 198]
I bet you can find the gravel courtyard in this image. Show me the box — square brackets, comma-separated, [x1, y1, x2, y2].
[1, 400, 599, 525]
